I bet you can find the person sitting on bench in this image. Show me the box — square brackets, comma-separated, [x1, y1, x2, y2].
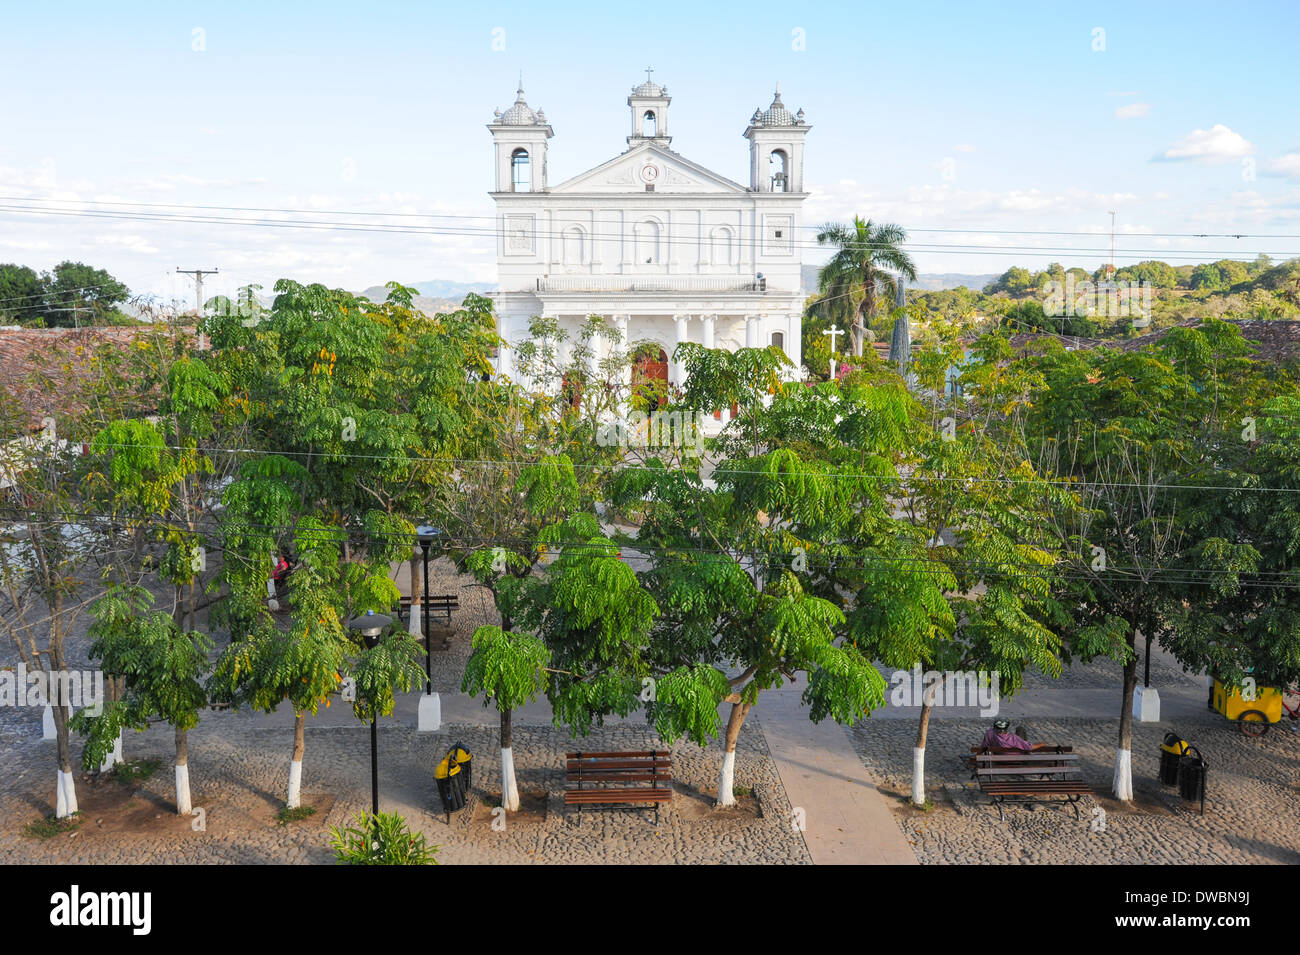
[272, 553, 296, 597]
[981, 718, 1034, 751]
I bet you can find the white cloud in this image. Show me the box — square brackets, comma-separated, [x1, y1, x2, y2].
[954, 143, 977, 153]
[1115, 102, 1150, 119]
[1158, 124, 1254, 162]
[1264, 153, 1300, 180]
[93, 234, 160, 254]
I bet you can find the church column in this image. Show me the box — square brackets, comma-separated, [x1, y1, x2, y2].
[787, 313, 802, 381]
[673, 314, 690, 389]
[497, 321, 514, 380]
[616, 314, 631, 419]
[745, 314, 759, 348]
[586, 323, 601, 382]
[701, 314, 727, 425]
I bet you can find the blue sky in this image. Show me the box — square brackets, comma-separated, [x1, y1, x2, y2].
[2, 0, 1298, 303]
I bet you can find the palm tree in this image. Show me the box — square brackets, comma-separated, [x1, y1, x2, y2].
[813, 217, 918, 357]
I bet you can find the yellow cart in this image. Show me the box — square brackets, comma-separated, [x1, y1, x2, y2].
[1210, 677, 1284, 737]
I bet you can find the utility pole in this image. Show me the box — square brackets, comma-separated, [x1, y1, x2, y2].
[176, 267, 218, 348]
[1107, 211, 1116, 277]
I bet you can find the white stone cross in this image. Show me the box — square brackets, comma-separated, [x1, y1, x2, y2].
[823, 324, 844, 380]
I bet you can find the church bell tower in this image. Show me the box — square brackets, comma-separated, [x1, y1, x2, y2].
[744, 86, 809, 193]
[627, 68, 671, 148]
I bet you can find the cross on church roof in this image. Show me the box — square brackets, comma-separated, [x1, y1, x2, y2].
[645, 66, 653, 81]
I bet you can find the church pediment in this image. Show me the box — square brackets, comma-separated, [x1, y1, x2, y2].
[549, 144, 748, 195]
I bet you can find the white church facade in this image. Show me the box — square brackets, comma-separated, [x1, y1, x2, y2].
[488, 74, 810, 404]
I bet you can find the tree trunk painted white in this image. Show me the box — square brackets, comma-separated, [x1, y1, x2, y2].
[1114, 628, 1138, 802]
[912, 747, 927, 806]
[717, 750, 737, 808]
[498, 707, 519, 810]
[500, 747, 520, 812]
[716, 700, 750, 808]
[409, 553, 422, 635]
[99, 733, 123, 773]
[175, 724, 192, 815]
[175, 764, 192, 815]
[1113, 748, 1133, 801]
[52, 702, 78, 817]
[912, 693, 936, 808]
[287, 712, 306, 809]
[56, 769, 78, 818]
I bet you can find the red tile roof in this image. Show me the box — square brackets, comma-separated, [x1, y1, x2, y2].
[0, 326, 157, 433]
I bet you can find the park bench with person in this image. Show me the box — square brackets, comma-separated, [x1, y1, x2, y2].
[563, 750, 673, 826]
[964, 743, 1074, 777]
[973, 750, 1094, 819]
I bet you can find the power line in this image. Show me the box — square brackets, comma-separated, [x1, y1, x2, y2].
[1, 201, 1295, 261]
[6, 195, 1300, 241]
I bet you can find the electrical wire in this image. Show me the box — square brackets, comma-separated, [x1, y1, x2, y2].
[1, 201, 1295, 261]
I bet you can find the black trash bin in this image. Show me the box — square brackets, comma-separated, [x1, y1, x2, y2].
[1176, 745, 1207, 814]
[449, 741, 472, 793]
[434, 747, 469, 822]
[1159, 732, 1188, 786]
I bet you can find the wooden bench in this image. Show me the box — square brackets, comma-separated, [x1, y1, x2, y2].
[397, 594, 459, 650]
[964, 744, 1073, 777]
[564, 750, 672, 826]
[975, 752, 1094, 819]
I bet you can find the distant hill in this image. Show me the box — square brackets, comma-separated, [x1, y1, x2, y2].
[910, 273, 1000, 292]
[412, 280, 496, 299]
[801, 264, 997, 293]
[356, 282, 497, 316]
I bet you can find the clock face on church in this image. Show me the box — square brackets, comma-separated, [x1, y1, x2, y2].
[638, 162, 660, 184]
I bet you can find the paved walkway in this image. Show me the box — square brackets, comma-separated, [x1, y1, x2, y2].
[757, 684, 917, 865]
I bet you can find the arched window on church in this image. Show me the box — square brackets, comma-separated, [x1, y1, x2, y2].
[563, 225, 586, 265]
[511, 148, 530, 192]
[771, 331, 785, 357]
[643, 110, 657, 137]
[635, 219, 661, 265]
[710, 226, 736, 267]
[769, 149, 789, 193]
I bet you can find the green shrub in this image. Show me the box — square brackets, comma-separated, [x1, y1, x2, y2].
[111, 758, 161, 784]
[277, 804, 317, 826]
[24, 813, 82, 840]
[329, 810, 440, 865]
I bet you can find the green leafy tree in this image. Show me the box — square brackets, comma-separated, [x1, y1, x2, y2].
[43, 261, 130, 326]
[813, 217, 918, 358]
[985, 267, 1035, 296]
[0, 436, 112, 818]
[72, 587, 212, 814]
[1190, 263, 1225, 291]
[600, 346, 892, 805]
[1017, 322, 1264, 799]
[460, 625, 550, 811]
[0, 263, 47, 324]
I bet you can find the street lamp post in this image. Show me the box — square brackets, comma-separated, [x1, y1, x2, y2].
[415, 525, 442, 733]
[346, 609, 392, 818]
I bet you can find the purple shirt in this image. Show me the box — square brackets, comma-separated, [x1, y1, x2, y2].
[981, 727, 1033, 751]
